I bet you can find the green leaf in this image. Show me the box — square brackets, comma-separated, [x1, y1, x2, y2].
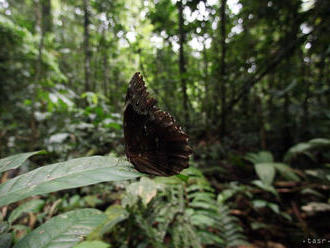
[272, 163, 300, 181]
[284, 142, 313, 162]
[301, 202, 330, 213]
[0, 233, 12, 248]
[83, 195, 103, 208]
[268, 203, 280, 214]
[301, 188, 324, 198]
[73, 241, 110, 248]
[280, 212, 292, 221]
[8, 199, 45, 224]
[189, 192, 214, 202]
[0, 151, 46, 174]
[245, 151, 273, 164]
[176, 174, 189, 182]
[252, 199, 267, 208]
[250, 222, 272, 230]
[14, 209, 107, 248]
[101, 205, 129, 235]
[191, 214, 216, 226]
[189, 201, 218, 211]
[197, 230, 224, 245]
[284, 138, 330, 162]
[81, 92, 98, 105]
[0, 222, 9, 233]
[254, 163, 276, 185]
[309, 138, 330, 146]
[0, 156, 142, 207]
[103, 122, 121, 130]
[252, 180, 278, 196]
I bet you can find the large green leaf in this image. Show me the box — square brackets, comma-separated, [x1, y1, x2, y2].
[0, 156, 142, 207]
[254, 163, 276, 185]
[245, 151, 274, 164]
[14, 208, 107, 248]
[0, 151, 45, 174]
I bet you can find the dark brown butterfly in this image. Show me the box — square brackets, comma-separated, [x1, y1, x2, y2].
[124, 72, 192, 176]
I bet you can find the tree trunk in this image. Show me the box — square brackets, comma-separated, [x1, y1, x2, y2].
[267, 73, 275, 121]
[30, 0, 50, 150]
[83, 0, 91, 92]
[282, 93, 292, 153]
[177, 0, 189, 124]
[202, 39, 210, 125]
[300, 51, 310, 139]
[256, 96, 267, 149]
[41, 0, 52, 33]
[103, 51, 109, 98]
[219, 0, 227, 137]
[31, 0, 52, 150]
[316, 47, 326, 106]
[241, 90, 249, 130]
[34, 0, 43, 82]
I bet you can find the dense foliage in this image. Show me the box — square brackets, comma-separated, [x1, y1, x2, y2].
[0, 0, 329, 247]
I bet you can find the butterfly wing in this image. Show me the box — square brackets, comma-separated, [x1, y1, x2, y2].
[124, 72, 192, 176]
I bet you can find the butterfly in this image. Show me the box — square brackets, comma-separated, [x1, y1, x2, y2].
[124, 72, 192, 176]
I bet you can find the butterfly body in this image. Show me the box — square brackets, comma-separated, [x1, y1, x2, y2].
[124, 72, 192, 176]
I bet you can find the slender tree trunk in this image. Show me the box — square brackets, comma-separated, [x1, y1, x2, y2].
[302, 84, 310, 139]
[35, 0, 43, 82]
[316, 48, 326, 106]
[103, 51, 109, 98]
[29, 0, 52, 150]
[219, 0, 227, 137]
[202, 39, 210, 125]
[177, 0, 189, 124]
[282, 93, 292, 152]
[83, 0, 91, 92]
[281, 61, 293, 154]
[268, 73, 275, 120]
[256, 96, 266, 149]
[327, 61, 330, 107]
[93, 52, 99, 92]
[203, 41, 209, 95]
[30, 0, 43, 150]
[240, 89, 249, 135]
[300, 51, 310, 140]
[37, 0, 52, 78]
